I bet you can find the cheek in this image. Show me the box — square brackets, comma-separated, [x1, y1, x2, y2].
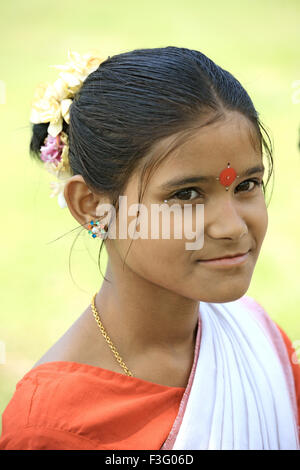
[113, 204, 192, 279]
[117, 237, 208, 302]
[122, 238, 187, 278]
[250, 199, 268, 247]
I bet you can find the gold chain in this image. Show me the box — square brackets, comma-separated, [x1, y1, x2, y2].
[91, 293, 134, 377]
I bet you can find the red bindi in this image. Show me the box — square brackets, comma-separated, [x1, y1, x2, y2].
[217, 163, 239, 190]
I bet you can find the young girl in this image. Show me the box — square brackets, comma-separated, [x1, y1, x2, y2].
[0, 47, 299, 450]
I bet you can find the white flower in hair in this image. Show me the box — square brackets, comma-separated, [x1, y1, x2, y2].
[30, 49, 105, 207]
[30, 49, 104, 137]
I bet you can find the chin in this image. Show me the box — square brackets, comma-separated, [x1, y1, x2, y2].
[198, 282, 250, 304]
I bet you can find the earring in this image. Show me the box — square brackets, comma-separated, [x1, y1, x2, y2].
[87, 220, 108, 239]
[216, 162, 240, 191]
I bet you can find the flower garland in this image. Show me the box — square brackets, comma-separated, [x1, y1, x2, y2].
[30, 50, 105, 207]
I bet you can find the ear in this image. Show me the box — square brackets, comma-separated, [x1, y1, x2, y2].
[63, 175, 110, 228]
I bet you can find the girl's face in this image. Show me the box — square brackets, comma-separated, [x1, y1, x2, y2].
[106, 111, 268, 303]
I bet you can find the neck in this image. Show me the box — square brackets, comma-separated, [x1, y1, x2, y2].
[91, 261, 200, 360]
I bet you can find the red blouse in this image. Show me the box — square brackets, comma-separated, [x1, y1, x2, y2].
[0, 323, 299, 450]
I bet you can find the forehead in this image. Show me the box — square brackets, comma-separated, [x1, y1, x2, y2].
[147, 112, 262, 182]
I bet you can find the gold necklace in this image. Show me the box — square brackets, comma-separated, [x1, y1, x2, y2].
[91, 293, 134, 377]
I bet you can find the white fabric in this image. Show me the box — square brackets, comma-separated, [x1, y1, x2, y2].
[172, 298, 299, 450]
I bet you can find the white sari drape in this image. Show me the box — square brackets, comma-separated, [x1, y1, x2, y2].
[161, 296, 299, 450]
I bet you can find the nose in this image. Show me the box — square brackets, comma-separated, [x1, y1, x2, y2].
[206, 198, 248, 240]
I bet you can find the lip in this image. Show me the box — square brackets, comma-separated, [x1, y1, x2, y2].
[197, 250, 250, 267]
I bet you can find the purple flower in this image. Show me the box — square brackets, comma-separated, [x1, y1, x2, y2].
[40, 134, 64, 166]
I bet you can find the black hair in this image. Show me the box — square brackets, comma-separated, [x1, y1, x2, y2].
[29, 46, 274, 284]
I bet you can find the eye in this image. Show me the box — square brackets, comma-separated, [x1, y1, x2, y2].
[235, 178, 263, 193]
[168, 187, 203, 202]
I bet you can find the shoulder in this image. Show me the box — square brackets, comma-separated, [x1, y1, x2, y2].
[0, 361, 184, 450]
[239, 295, 298, 359]
[239, 295, 300, 430]
[238, 295, 299, 362]
[1, 361, 121, 423]
[32, 306, 116, 371]
[0, 362, 113, 450]
[273, 322, 300, 431]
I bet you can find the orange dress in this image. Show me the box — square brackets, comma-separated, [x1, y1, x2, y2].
[0, 323, 299, 450]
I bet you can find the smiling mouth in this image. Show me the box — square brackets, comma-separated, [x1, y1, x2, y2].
[197, 250, 251, 267]
[200, 250, 250, 261]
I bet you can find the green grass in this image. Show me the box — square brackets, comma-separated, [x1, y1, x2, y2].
[1, 0, 300, 432]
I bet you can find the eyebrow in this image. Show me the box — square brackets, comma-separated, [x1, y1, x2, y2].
[159, 165, 265, 190]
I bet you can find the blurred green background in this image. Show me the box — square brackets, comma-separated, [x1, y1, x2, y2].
[1, 0, 299, 431]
